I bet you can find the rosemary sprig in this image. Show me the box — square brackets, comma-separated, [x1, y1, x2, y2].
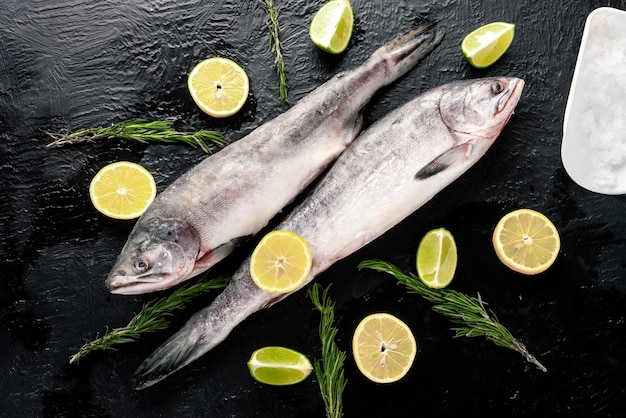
[358, 259, 547, 372]
[69, 275, 229, 364]
[259, 0, 289, 106]
[307, 284, 346, 418]
[46, 119, 226, 153]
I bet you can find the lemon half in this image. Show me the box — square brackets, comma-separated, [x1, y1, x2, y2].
[249, 230, 312, 294]
[188, 57, 249, 118]
[89, 161, 156, 220]
[352, 313, 417, 383]
[492, 208, 560, 275]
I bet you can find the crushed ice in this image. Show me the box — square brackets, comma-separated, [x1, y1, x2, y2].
[579, 13, 626, 188]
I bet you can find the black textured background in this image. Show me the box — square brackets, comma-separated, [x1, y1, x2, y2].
[1, 1, 625, 417]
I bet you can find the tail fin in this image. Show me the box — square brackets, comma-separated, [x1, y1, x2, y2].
[133, 271, 270, 389]
[133, 324, 212, 390]
[368, 22, 445, 83]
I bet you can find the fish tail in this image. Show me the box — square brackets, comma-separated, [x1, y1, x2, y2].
[133, 274, 268, 389]
[132, 324, 211, 390]
[369, 22, 445, 83]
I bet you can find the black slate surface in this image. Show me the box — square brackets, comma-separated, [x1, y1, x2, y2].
[1, 0, 625, 417]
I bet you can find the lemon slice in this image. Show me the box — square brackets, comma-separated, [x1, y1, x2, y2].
[309, 0, 354, 54]
[249, 230, 312, 294]
[187, 57, 249, 118]
[492, 208, 560, 275]
[461, 22, 515, 68]
[352, 313, 417, 384]
[416, 228, 457, 288]
[247, 346, 313, 386]
[89, 161, 156, 220]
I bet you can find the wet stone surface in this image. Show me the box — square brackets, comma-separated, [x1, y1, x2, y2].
[1, 0, 625, 416]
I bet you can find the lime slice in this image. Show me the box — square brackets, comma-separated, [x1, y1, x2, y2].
[416, 228, 457, 288]
[352, 313, 417, 383]
[247, 346, 313, 386]
[492, 208, 560, 275]
[249, 230, 312, 294]
[309, 0, 354, 54]
[461, 22, 515, 68]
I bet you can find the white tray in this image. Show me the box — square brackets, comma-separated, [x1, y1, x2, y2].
[561, 7, 626, 194]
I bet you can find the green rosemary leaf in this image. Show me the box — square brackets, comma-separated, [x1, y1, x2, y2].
[307, 284, 346, 418]
[69, 275, 229, 364]
[259, 0, 289, 106]
[46, 119, 226, 153]
[358, 259, 547, 372]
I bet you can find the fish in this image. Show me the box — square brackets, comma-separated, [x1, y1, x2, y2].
[133, 76, 525, 389]
[105, 23, 444, 295]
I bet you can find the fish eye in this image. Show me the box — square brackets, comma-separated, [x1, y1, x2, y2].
[491, 80, 505, 95]
[133, 259, 149, 273]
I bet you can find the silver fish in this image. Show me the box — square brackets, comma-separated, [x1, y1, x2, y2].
[133, 77, 525, 389]
[106, 24, 444, 295]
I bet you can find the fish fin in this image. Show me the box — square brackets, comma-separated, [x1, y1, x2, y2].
[133, 323, 211, 390]
[370, 22, 445, 79]
[415, 143, 472, 179]
[196, 235, 252, 268]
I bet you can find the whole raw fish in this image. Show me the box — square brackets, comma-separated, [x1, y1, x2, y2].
[106, 23, 443, 295]
[134, 77, 525, 389]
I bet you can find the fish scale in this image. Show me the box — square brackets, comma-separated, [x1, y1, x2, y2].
[134, 76, 525, 389]
[105, 23, 444, 295]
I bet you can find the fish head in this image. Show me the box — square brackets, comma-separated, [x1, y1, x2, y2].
[106, 218, 200, 295]
[440, 77, 525, 146]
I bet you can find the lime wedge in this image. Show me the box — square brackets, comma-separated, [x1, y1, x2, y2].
[416, 228, 457, 288]
[247, 346, 313, 386]
[309, 0, 354, 54]
[461, 22, 515, 68]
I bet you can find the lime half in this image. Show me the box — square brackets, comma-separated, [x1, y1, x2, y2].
[461, 22, 515, 68]
[416, 228, 457, 288]
[247, 346, 313, 386]
[310, 0, 354, 54]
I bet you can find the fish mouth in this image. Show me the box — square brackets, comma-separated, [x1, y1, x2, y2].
[107, 273, 171, 295]
[497, 78, 525, 115]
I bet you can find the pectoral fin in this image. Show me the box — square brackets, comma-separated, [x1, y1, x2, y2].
[415, 143, 473, 180]
[196, 235, 252, 268]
